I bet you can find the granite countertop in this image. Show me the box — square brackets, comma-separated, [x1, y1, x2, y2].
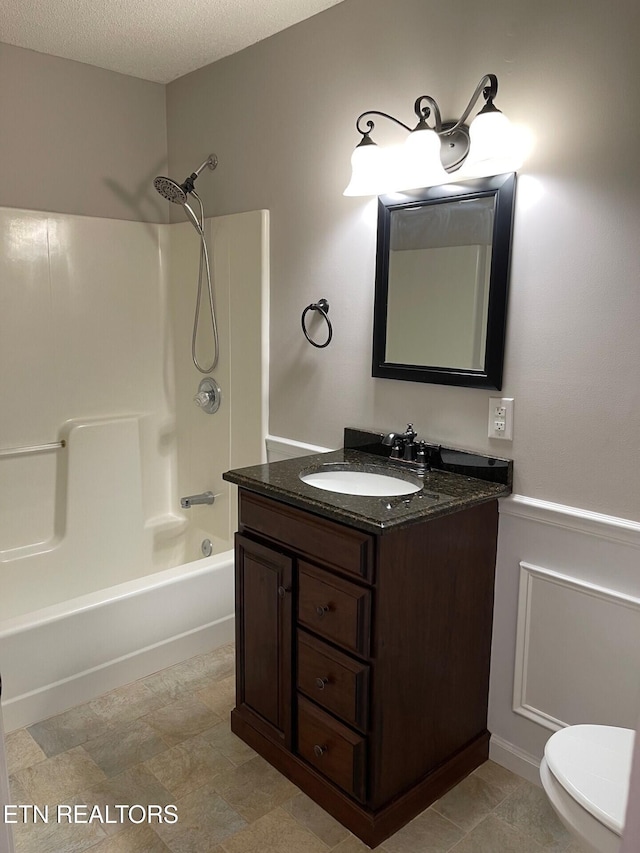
[223, 447, 512, 535]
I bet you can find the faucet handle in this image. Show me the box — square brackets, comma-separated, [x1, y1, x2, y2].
[405, 423, 417, 440]
[194, 378, 221, 414]
[390, 439, 404, 459]
[403, 441, 416, 462]
[416, 441, 429, 467]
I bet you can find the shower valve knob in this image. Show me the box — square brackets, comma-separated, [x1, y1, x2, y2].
[194, 378, 221, 414]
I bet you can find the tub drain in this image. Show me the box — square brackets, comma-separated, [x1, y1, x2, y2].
[201, 539, 213, 557]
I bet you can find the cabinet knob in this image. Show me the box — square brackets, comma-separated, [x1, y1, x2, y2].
[277, 585, 291, 598]
[313, 744, 327, 758]
[316, 604, 330, 618]
[315, 677, 329, 690]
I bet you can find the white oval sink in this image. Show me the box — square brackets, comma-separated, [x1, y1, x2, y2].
[300, 468, 421, 497]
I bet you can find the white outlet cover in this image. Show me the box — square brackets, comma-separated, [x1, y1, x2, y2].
[488, 397, 514, 440]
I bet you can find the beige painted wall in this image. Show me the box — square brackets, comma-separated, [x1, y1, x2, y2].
[166, 0, 640, 522]
[0, 42, 168, 222]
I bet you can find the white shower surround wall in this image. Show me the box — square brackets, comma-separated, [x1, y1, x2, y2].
[0, 206, 269, 731]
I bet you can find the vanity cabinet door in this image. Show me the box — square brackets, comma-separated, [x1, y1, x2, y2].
[235, 533, 293, 746]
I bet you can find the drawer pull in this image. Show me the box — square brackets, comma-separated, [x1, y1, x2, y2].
[313, 744, 327, 758]
[316, 604, 330, 618]
[315, 677, 329, 690]
[277, 585, 291, 598]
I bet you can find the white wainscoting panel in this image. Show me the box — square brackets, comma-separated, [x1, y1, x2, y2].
[513, 562, 640, 732]
[490, 495, 640, 782]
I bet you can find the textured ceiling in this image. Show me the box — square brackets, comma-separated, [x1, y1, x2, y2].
[0, 0, 346, 83]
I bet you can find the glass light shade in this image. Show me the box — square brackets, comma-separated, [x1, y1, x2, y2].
[467, 109, 513, 165]
[344, 141, 393, 196]
[395, 128, 449, 190]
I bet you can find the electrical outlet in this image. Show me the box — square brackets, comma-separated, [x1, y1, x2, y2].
[488, 397, 514, 440]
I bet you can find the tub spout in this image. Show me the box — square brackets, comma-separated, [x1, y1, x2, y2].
[180, 491, 215, 509]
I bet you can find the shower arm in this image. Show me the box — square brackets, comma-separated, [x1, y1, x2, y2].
[193, 155, 218, 177]
[182, 155, 218, 194]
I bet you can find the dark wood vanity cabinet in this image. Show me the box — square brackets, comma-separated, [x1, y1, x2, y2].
[232, 488, 499, 847]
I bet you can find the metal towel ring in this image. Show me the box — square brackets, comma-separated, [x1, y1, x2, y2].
[301, 299, 332, 348]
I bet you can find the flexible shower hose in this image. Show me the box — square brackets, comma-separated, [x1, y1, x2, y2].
[190, 191, 219, 374]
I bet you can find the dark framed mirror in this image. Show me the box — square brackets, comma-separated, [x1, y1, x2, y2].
[372, 173, 516, 389]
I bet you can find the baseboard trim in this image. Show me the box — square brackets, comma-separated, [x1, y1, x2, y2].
[489, 734, 542, 786]
[3, 617, 234, 732]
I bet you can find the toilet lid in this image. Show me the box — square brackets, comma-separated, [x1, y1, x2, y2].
[545, 724, 635, 835]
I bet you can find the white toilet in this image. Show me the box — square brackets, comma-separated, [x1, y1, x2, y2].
[540, 724, 634, 853]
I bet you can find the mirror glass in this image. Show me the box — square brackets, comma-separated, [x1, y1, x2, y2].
[372, 173, 515, 389]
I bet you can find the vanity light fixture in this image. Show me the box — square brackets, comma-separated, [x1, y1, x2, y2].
[344, 73, 521, 196]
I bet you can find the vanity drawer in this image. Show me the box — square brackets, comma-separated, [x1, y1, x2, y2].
[239, 491, 374, 582]
[297, 696, 367, 802]
[298, 562, 371, 657]
[297, 630, 369, 732]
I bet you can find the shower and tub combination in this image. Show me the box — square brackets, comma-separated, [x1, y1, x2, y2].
[0, 158, 269, 731]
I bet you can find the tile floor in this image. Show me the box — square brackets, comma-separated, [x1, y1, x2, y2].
[5, 643, 581, 853]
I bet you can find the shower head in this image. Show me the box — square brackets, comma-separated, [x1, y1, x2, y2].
[154, 175, 188, 204]
[154, 154, 217, 234]
[154, 176, 202, 234]
[153, 154, 217, 203]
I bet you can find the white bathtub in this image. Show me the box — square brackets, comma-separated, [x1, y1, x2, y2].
[0, 415, 237, 732]
[0, 542, 235, 732]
